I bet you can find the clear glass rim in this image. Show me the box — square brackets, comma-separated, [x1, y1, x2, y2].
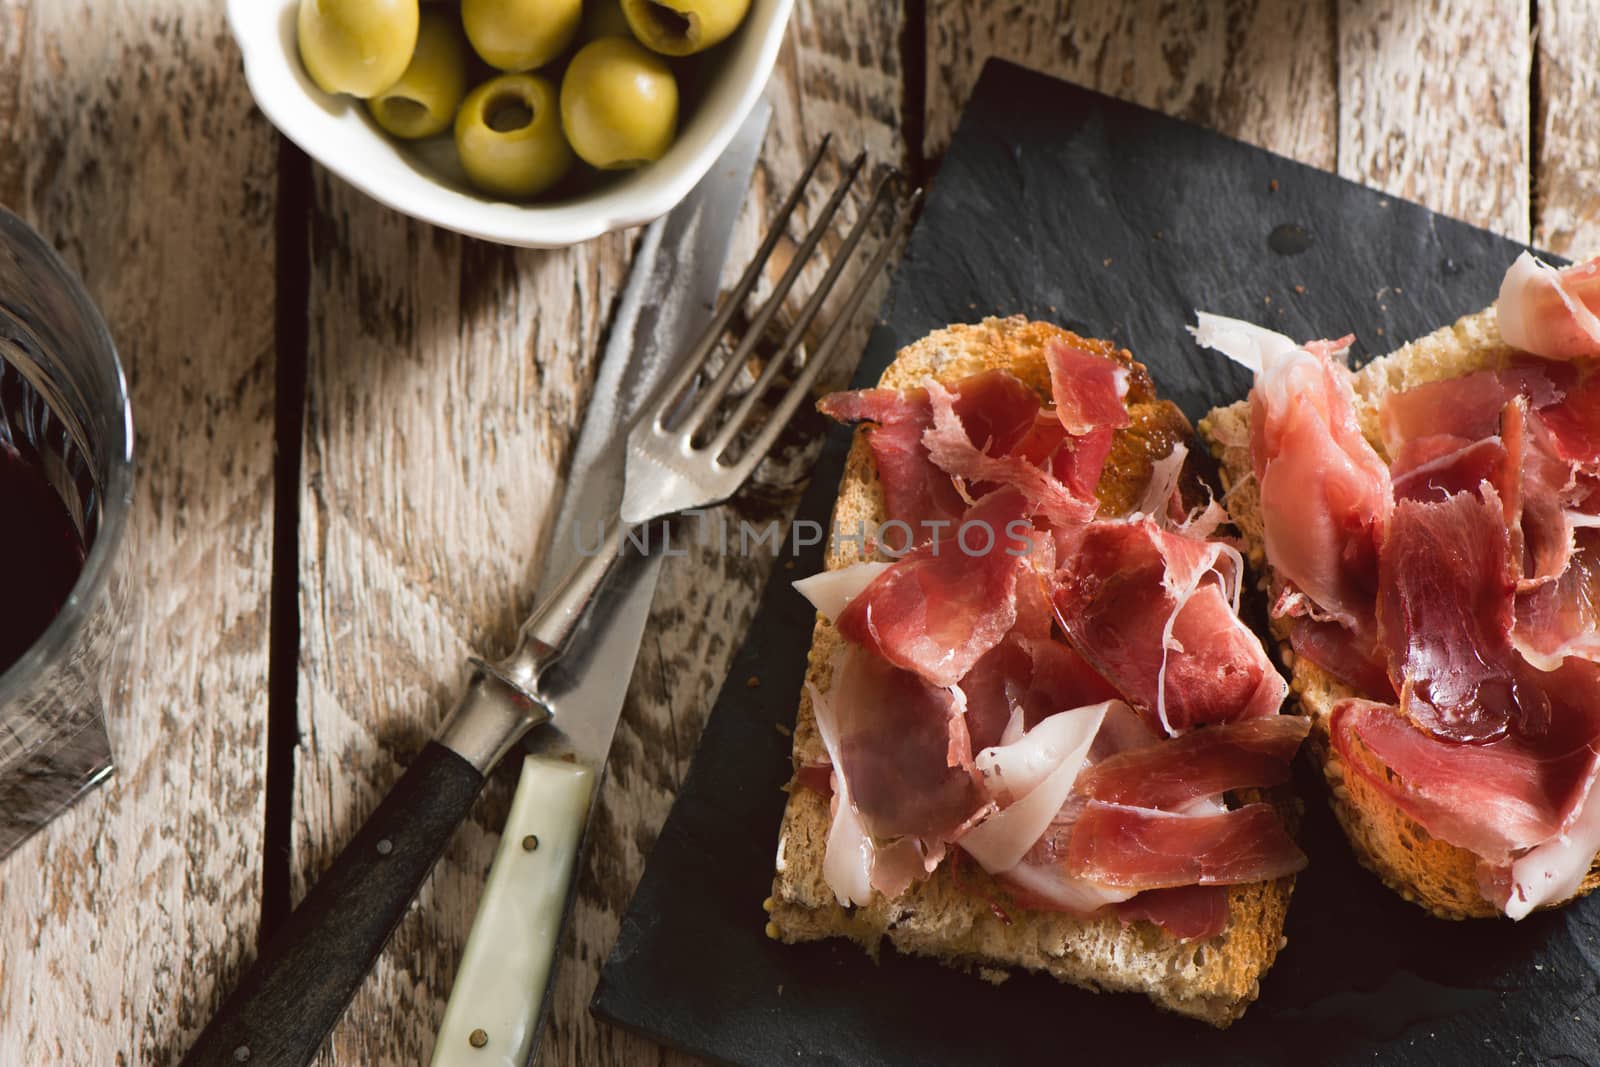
[0, 209, 135, 710]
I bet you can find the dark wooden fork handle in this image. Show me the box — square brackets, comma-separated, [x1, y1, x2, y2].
[179, 740, 484, 1067]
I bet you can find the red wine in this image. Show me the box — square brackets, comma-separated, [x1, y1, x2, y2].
[0, 439, 85, 672]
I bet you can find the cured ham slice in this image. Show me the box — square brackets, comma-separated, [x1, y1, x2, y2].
[821, 366, 1115, 537]
[1066, 801, 1307, 889]
[819, 387, 966, 537]
[1075, 716, 1310, 810]
[1289, 618, 1395, 700]
[1376, 485, 1546, 741]
[1010, 414, 1115, 502]
[960, 702, 1114, 873]
[1053, 519, 1286, 736]
[819, 371, 1046, 543]
[924, 381, 1098, 527]
[1513, 529, 1600, 670]
[997, 816, 1137, 916]
[1133, 442, 1189, 521]
[1378, 364, 1565, 453]
[815, 646, 990, 847]
[1088, 699, 1164, 762]
[1538, 375, 1600, 465]
[812, 675, 949, 905]
[948, 369, 1045, 455]
[792, 561, 893, 622]
[1329, 670, 1600, 865]
[1045, 341, 1132, 435]
[836, 490, 1033, 687]
[1192, 312, 1391, 631]
[1496, 252, 1600, 360]
[1116, 885, 1231, 942]
[957, 634, 1119, 753]
[1501, 397, 1589, 587]
[1390, 436, 1508, 506]
[1482, 761, 1600, 920]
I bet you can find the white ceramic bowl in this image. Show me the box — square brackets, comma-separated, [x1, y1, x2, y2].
[228, 0, 791, 247]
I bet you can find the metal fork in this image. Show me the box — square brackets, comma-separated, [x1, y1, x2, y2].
[450, 146, 924, 736]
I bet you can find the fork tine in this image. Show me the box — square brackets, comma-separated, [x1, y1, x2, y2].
[706, 170, 897, 460]
[722, 188, 924, 484]
[646, 136, 832, 432]
[676, 150, 867, 438]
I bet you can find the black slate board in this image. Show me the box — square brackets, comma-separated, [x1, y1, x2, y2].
[592, 61, 1600, 1066]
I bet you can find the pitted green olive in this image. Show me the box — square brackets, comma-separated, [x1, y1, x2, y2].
[620, 0, 749, 56]
[367, 10, 468, 139]
[560, 38, 677, 170]
[454, 74, 574, 199]
[297, 0, 420, 98]
[461, 0, 583, 72]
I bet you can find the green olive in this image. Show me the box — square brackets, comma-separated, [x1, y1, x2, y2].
[560, 38, 677, 170]
[581, 0, 635, 42]
[455, 74, 573, 199]
[620, 0, 749, 56]
[461, 0, 582, 72]
[297, 0, 420, 98]
[367, 10, 468, 138]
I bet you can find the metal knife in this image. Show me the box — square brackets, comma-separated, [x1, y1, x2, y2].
[176, 101, 771, 1067]
[428, 101, 773, 1067]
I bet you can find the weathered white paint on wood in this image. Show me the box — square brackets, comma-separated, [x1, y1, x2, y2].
[0, 2, 277, 1064]
[925, 0, 1339, 170]
[1533, 0, 1600, 258]
[1337, 0, 1531, 241]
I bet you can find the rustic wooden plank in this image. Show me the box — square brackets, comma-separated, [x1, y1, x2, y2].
[0, 2, 278, 1064]
[293, 5, 906, 1065]
[1337, 0, 1531, 241]
[925, 0, 1339, 169]
[1533, 0, 1600, 258]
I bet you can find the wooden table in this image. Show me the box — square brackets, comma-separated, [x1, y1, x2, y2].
[0, 1, 1594, 1063]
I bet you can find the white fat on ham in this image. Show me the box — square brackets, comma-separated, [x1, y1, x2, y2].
[808, 682, 875, 906]
[793, 562, 893, 623]
[1188, 312, 1340, 375]
[999, 705, 1027, 747]
[1501, 772, 1600, 920]
[959, 701, 1116, 873]
[999, 857, 1136, 913]
[1135, 442, 1187, 519]
[1497, 252, 1600, 360]
[1153, 535, 1244, 735]
[1189, 312, 1357, 431]
[1134, 441, 1231, 541]
[810, 676, 960, 905]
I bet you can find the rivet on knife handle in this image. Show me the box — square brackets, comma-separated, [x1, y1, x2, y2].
[430, 755, 596, 1067]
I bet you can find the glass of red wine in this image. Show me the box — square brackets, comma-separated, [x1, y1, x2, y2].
[0, 208, 133, 856]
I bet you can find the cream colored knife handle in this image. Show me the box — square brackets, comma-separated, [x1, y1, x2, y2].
[430, 755, 595, 1067]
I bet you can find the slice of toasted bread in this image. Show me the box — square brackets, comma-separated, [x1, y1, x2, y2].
[1198, 306, 1600, 920]
[766, 316, 1295, 1028]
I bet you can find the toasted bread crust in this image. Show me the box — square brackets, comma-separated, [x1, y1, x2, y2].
[768, 316, 1293, 1027]
[1197, 305, 1600, 920]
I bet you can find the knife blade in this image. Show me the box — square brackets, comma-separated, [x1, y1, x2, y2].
[429, 98, 772, 1067]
